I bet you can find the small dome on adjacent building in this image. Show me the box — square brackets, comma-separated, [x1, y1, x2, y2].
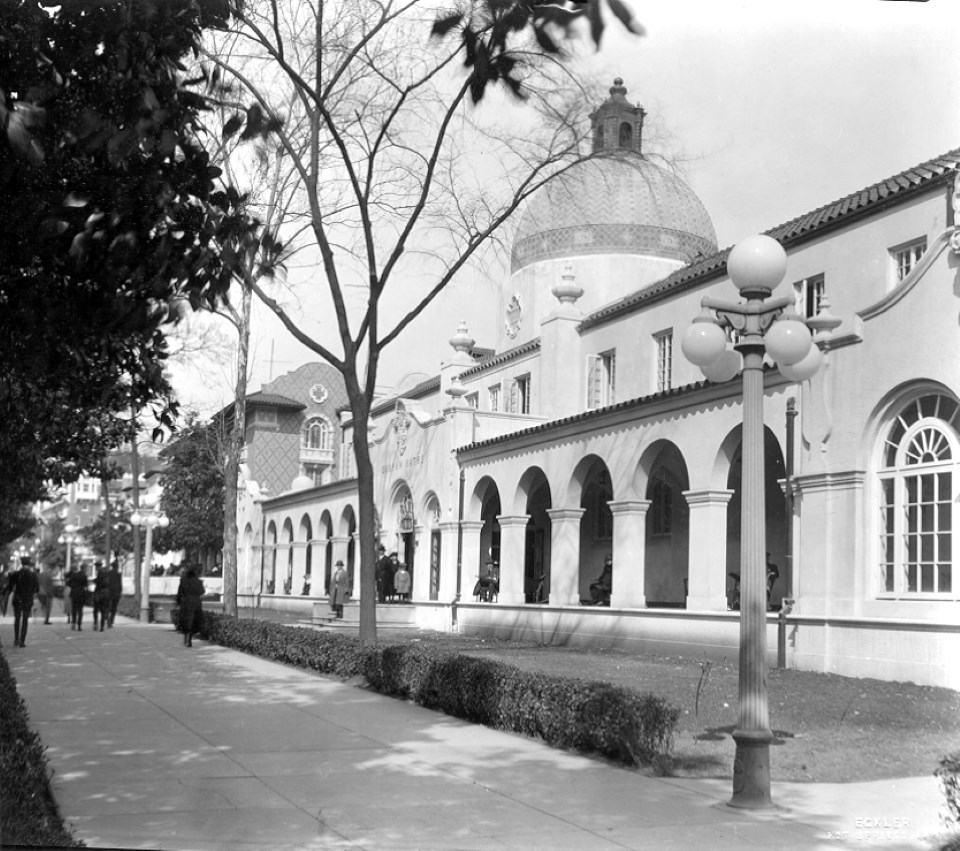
[510, 79, 718, 273]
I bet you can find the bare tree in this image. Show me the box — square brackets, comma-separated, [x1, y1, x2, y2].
[199, 0, 621, 644]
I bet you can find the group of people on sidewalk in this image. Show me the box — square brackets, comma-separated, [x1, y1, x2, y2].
[0, 558, 122, 647]
[63, 561, 123, 632]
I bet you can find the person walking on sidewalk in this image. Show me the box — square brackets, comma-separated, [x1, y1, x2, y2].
[10, 558, 39, 647]
[176, 566, 205, 647]
[0, 567, 11, 617]
[37, 563, 55, 624]
[67, 565, 89, 630]
[92, 563, 111, 631]
[106, 560, 122, 627]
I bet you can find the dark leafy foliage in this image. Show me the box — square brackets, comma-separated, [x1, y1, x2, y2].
[0, 650, 84, 847]
[0, 1, 253, 544]
[432, 0, 644, 102]
[158, 418, 226, 557]
[199, 611, 678, 768]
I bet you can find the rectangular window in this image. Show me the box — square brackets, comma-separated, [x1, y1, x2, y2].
[465, 393, 479, 410]
[488, 384, 501, 412]
[891, 238, 927, 284]
[655, 331, 673, 392]
[514, 374, 531, 414]
[586, 350, 616, 410]
[253, 408, 277, 426]
[793, 274, 825, 319]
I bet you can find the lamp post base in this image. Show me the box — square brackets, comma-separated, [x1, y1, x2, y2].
[730, 729, 774, 809]
[140, 605, 150, 624]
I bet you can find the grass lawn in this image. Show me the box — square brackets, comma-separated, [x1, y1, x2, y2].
[237, 609, 960, 784]
[420, 634, 960, 784]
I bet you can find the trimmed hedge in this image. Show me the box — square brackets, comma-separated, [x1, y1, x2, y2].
[200, 611, 679, 769]
[0, 650, 84, 847]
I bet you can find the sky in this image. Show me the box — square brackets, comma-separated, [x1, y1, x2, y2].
[169, 0, 960, 416]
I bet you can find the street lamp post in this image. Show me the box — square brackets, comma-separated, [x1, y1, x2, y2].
[130, 492, 169, 623]
[681, 234, 841, 809]
[58, 524, 79, 574]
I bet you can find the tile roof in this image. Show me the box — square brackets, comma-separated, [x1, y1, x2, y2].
[243, 391, 305, 410]
[457, 365, 779, 454]
[459, 338, 542, 379]
[580, 147, 960, 331]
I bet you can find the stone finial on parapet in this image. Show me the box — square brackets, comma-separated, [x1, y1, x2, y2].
[551, 263, 583, 306]
[448, 320, 475, 366]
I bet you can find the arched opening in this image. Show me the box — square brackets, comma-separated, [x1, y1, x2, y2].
[319, 510, 334, 596]
[576, 457, 614, 603]
[392, 483, 416, 586]
[724, 426, 788, 609]
[299, 514, 313, 595]
[424, 492, 442, 601]
[474, 479, 502, 580]
[518, 468, 552, 603]
[341, 505, 357, 593]
[242, 523, 254, 592]
[643, 443, 690, 607]
[619, 121, 633, 149]
[282, 518, 294, 594]
[266, 521, 278, 594]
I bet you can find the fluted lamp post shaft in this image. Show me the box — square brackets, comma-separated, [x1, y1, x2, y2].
[681, 234, 840, 809]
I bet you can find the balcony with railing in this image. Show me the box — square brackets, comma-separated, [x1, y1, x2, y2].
[300, 446, 334, 466]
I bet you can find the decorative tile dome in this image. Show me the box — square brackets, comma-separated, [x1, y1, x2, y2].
[510, 79, 718, 273]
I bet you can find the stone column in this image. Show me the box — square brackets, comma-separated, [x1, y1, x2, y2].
[545, 508, 585, 606]
[682, 489, 734, 610]
[495, 515, 530, 604]
[458, 520, 485, 600]
[437, 521, 459, 602]
[608, 499, 650, 608]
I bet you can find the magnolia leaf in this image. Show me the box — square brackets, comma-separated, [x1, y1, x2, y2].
[431, 11, 463, 37]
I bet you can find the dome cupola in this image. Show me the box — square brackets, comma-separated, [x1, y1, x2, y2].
[509, 79, 718, 274]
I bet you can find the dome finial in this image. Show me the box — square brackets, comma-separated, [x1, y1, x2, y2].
[610, 77, 627, 98]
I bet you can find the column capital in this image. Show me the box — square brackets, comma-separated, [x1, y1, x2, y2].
[460, 520, 486, 532]
[290, 541, 308, 549]
[437, 521, 460, 533]
[608, 498, 651, 515]
[330, 535, 351, 545]
[545, 507, 585, 523]
[496, 514, 530, 529]
[682, 488, 735, 506]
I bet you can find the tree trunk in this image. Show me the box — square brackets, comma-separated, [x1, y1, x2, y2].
[343, 364, 377, 646]
[100, 460, 112, 566]
[222, 283, 252, 617]
[131, 424, 142, 603]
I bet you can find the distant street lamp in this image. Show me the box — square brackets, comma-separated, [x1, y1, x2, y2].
[681, 234, 841, 809]
[58, 524, 80, 574]
[130, 492, 169, 623]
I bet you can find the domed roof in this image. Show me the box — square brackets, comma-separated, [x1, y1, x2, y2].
[510, 79, 717, 274]
[510, 154, 718, 273]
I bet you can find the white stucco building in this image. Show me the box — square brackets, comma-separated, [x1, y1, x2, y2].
[237, 81, 960, 689]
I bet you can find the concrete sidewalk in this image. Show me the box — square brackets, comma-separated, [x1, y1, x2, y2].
[2, 613, 949, 851]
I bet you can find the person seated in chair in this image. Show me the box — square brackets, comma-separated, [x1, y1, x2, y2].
[589, 556, 613, 606]
[474, 561, 499, 602]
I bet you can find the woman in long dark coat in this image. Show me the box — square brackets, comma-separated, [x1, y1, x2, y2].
[176, 567, 205, 647]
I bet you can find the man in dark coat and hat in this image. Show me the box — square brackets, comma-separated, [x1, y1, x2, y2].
[330, 560, 349, 618]
[9, 557, 39, 647]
